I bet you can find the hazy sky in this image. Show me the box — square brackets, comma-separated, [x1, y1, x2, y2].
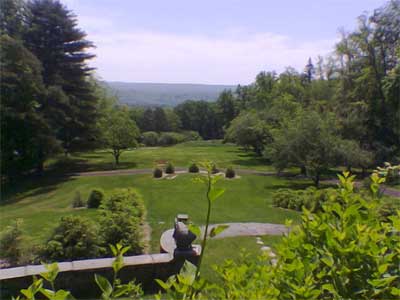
[62, 0, 387, 85]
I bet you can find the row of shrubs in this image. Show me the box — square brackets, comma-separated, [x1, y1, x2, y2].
[153, 163, 236, 178]
[141, 130, 201, 147]
[272, 186, 397, 221]
[0, 188, 146, 266]
[272, 187, 335, 212]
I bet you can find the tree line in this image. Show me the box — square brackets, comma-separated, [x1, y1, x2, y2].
[1, 0, 399, 182]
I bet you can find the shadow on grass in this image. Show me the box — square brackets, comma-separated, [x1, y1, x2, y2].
[47, 156, 138, 173]
[264, 181, 314, 191]
[1, 173, 77, 206]
[230, 152, 270, 168]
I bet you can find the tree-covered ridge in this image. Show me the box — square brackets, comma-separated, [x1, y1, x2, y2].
[1, 0, 399, 180]
[104, 81, 235, 107]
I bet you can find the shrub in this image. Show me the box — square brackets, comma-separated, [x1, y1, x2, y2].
[141, 131, 159, 146]
[0, 219, 23, 265]
[72, 191, 85, 208]
[272, 187, 334, 212]
[42, 216, 103, 261]
[375, 162, 400, 185]
[99, 188, 146, 255]
[188, 163, 199, 173]
[158, 132, 185, 146]
[211, 164, 219, 174]
[87, 189, 105, 208]
[100, 188, 145, 218]
[165, 162, 175, 174]
[153, 167, 163, 178]
[225, 167, 236, 178]
[181, 130, 201, 142]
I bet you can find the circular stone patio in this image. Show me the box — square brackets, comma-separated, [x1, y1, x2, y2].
[160, 222, 290, 254]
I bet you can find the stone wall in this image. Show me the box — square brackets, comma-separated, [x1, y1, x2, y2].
[0, 253, 198, 299]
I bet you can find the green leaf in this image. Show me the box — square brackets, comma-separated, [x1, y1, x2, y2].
[94, 274, 113, 297]
[209, 187, 225, 202]
[41, 263, 59, 284]
[179, 261, 197, 285]
[155, 279, 171, 291]
[53, 290, 72, 300]
[188, 224, 201, 237]
[321, 256, 334, 267]
[40, 288, 54, 299]
[391, 287, 400, 296]
[113, 285, 131, 297]
[210, 225, 229, 238]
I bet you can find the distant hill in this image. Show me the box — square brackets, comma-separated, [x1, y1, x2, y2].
[103, 81, 236, 107]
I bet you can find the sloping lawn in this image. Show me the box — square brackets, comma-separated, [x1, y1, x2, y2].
[45, 140, 273, 173]
[1, 173, 302, 252]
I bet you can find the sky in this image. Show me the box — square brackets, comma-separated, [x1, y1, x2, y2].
[62, 0, 387, 85]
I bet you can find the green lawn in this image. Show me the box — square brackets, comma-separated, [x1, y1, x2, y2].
[45, 140, 274, 173]
[201, 235, 282, 282]
[1, 173, 303, 252]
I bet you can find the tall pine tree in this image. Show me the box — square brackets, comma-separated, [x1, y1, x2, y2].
[24, 0, 98, 154]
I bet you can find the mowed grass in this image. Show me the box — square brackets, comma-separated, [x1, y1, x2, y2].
[46, 140, 274, 173]
[0, 173, 302, 252]
[201, 235, 283, 282]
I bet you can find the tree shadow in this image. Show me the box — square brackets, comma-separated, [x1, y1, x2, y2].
[47, 156, 138, 173]
[1, 172, 76, 206]
[264, 181, 314, 191]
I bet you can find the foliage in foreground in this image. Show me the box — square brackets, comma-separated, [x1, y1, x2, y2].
[158, 172, 400, 300]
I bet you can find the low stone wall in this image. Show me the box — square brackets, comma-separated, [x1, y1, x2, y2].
[0, 253, 197, 299]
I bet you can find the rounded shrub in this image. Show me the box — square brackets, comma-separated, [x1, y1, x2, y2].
[141, 131, 159, 146]
[87, 189, 105, 208]
[182, 130, 202, 142]
[211, 164, 219, 174]
[100, 188, 146, 255]
[158, 132, 185, 146]
[165, 162, 175, 174]
[225, 167, 236, 178]
[188, 163, 199, 173]
[153, 167, 163, 178]
[72, 191, 85, 208]
[42, 216, 103, 261]
[0, 219, 23, 265]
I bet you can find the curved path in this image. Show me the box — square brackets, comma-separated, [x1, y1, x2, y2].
[73, 167, 400, 198]
[72, 167, 276, 178]
[160, 222, 290, 254]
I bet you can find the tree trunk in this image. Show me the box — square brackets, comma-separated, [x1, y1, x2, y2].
[301, 166, 307, 176]
[313, 173, 320, 187]
[36, 148, 44, 175]
[114, 150, 120, 166]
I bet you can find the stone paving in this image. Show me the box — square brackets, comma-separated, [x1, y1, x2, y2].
[160, 222, 289, 254]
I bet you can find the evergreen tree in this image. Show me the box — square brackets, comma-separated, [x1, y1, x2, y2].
[153, 107, 169, 132]
[304, 57, 315, 82]
[24, 0, 98, 153]
[0, 0, 28, 39]
[142, 108, 155, 132]
[0, 35, 59, 177]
